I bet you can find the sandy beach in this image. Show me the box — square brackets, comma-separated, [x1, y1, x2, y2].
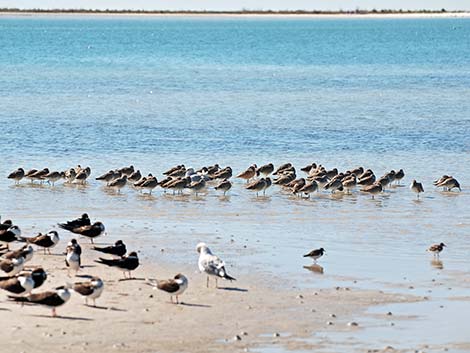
[4, 238, 422, 353]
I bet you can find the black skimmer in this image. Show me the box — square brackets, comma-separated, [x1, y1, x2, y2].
[147, 273, 188, 304]
[93, 240, 126, 258]
[73, 276, 104, 306]
[196, 243, 235, 288]
[303, 248, 325, 263]
[24, 231, 59, 255]
[0, 225, 21, 249]
[95, 251, 139, 279]
[428, 243, 446, 257]
[0, 272, 34, 296]
[0, 256, 25, 276]
[59, 213, 91, 230]
[8, 284, 71, 317]
[58, 221, 105, 244]
[65, 244, 81, 277]
[1, 244, 34, 263]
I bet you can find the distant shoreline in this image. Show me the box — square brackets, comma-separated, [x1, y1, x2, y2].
[1, 9, 470, 18]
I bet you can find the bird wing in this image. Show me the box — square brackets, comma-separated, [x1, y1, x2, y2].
[0, 260, 14, 273]
[73, 282, 95, 296]
[157, 279, 180, 293]
[0, 277, 24, 293]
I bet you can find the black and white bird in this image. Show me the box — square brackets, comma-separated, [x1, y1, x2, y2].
[95, 251, 139, 279]
[8, 284, 72, 317]
[67, 239, 82, 256]
[1, 244, 34, 263]
[303, 248, 326, 263]
[196, 242, 236, 288]
[0, 256, 25, 276]
[73, 276, 104, 306]
[428, 243, 446, 257]
[58, 214, 91, 230]
[58, 222, 105, 244]
[0, 225, 21, 249]
[93, 240, 126, 258]
[65, 244, 81, 277]
[147, 273, 188, 304]
[24, 267, 48, 289]
[0, 272, 34, 296]
[24, 231, 59, 255]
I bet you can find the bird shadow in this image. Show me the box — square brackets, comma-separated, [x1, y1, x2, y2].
[84, 304, 127, 311]
[32, 314, 93, 321]
[217, 286, 248, 292]
[179, 302, 211, 308]
[118, 277, 146, 282]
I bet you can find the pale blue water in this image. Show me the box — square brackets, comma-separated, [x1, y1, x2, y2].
[1, 15, 470, 352]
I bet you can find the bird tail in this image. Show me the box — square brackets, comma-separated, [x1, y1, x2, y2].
[7, 296, 29, 302]
[224, 273, 236, 281]
[92, 246, 105, 253]
[58, 223, 74, 232]
[95, 258, 115, 266]
[303, 254, 310, 257]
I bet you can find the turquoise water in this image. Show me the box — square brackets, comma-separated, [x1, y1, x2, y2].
[1, 16, 470, 159]
[1, 15, 470, 352]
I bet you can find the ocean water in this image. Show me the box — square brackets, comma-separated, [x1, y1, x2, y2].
[1, 15, 470, 351]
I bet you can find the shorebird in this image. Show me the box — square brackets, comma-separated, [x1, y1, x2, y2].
[140, 176, 158, 194]
[324, 178, 343, 194]
[96, 170, 118, 185]
[410, 180, 424, 199]
[187, 178, 206, 196]
[342, 175, 357, 194]
[395, 169, 405, 184]
[263, 177, 272, 195]
[0, 256, 25, 276]
[73, 277, 104, 306]
[166, 177, 190, 195]
[164, 164, 184, 176]
[0, 225, 22, 249]
[30, 168, 49, 183]
[68, 239, 82, 256]
[22, 267, 47, 289]
[1, 244, 34, 263]
[246, 178, 267, 197]
[108, 175, 127, 193]
[303, 248, 325, 263]
[196, 242, 236, 288]
[361, 182, 383, 199]
[299, 181, 318, 198]
[118, 165, 134, 176]
[7, 168, 25, 184]
[256, 163, 274, 176]
[300, 163, 317, 174]
[0, 272, 34, 296]
[59, 222, 105, 244]
[273, 163, 292, 175]
[311, 175, 329, 189]
[357, 173, 376, 187]
[212, 167, 232, 180]
[436, 176, 461, 192]
[236, 165, 257, 183]
[59, 213, 91, 230]
[93, 240, 127, 258]
[428, 243, 446, 257]
[433, 175, 450, 187]
[273, 173, 295, 186]
[65, 244, 81, 277]
[44, 171, 65, 186]
[24, 169, 38, 183]
[214, 179, 232, 195]
[8, 284, 72, 317]
[128, 170, 142, 183]
[147, 273, 188, 304]
[64, 168, 76, 183]
[23, 231, 59, 255]
[96, 251, 139, 279]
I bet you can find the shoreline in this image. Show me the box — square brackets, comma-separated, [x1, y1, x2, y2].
[1, 11, 470, 19]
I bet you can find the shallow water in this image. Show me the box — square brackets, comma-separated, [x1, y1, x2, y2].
[1, 15, 470, 352]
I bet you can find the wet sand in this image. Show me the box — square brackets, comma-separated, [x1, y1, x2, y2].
[3, 240, 420, 353]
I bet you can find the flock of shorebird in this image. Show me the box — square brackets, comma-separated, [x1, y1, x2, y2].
[0, 213, 236, 316]
[7, 163, 462, 199]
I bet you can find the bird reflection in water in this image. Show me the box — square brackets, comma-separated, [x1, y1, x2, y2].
[303, 264, 324, 274]
[431, 259, 444, 270]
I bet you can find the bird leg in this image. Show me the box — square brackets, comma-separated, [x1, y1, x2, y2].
[176, 295, 179, 304]
[52, 308, 57, 317]
[215, 277, 218, 289]
[206, 276, 209, 288]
